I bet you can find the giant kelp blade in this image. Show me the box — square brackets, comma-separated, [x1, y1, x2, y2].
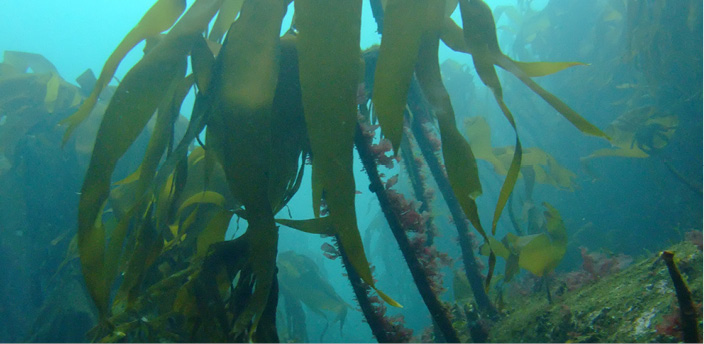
[203, 0, 286, 335]
[506, 203, 567, 276]
[208, 0, 244, 43]
[490, 99, 522, 236]
[196, 209, 234, 257]
[510, 60, 588, 78]
[3, 51, 58, 74]
[191, 36, 215, 94]
[496, 57, 609, 140]
[371, 0, 427, 155]
[415, 37, 484, 229]
[458, 0, 522, 236]
[278, 251, 350, 325]
[296, 0, 397, 306]
[77, 40, 187, 319]
[440, 11, 606, 141]
[60, 0, 187, 144]
[276, 217, 336, 235]
[76, 0, 222, 319]
[268, 35, 309, 214]
[205, 0, 282, 211]
[133, 73, 192, 197]
[413, 1, 497, 290]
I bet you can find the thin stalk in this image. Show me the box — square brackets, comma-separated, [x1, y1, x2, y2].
[661, 251, 702, 343]
[400, 131, 435, 246]
[355, 123, 460, 343]
[337, 236, 393, 343]
[406, 79, 497, 317]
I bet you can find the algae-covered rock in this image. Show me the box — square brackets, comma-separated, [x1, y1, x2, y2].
[486, 240, 702, 343]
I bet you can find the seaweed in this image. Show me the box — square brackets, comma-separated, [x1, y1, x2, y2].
[40, 0, 608, 341]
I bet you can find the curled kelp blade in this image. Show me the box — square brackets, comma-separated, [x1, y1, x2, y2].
[296, 0, 398, 308]
[76, 0, 222, 320]
[60, 0, 188, 144]
[458, 0, 522, 237]
[3, 51, 58, 74]
[480, 202, 567, 277]
[439, 15, 606, 139]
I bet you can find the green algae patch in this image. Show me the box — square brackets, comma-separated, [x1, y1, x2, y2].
[485, 240, 703, 343]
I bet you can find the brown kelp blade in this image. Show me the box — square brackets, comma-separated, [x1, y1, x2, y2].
[496, 55, 609, 139]
[439, 15, 607, 139]
[296, 0, 399, 308]
[371, 0, 427, 155]
[208, 0, 244, 43]
[76, 0, 222, 320]
[60, 0, 187, 144]
[458, 0, 522, 236]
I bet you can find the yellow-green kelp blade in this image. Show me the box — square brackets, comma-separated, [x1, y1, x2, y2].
[439, 15, 607, 140]
[413, 0, 496, 290]
[196, 209, 234, 257]
[208, 0, 244, 43]
[60, 0, 187, 144]
[506, 202, 567, 276]
[76, 0, 222, 320]
[495, 55, 609, 140]
[203, 0, 285, 335]
[510, 60, 588, 78]
[296, 0, 399, 308]
[458, 0, 522, 236]
[276, 217, 336, 235]
[279, 251, 351, 327]
[371, 0, 427, 155]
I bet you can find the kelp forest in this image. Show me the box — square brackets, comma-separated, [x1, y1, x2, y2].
[0, 0, 701, 342]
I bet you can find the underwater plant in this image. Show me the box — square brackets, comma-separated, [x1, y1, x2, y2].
[57, 0, 609, 341]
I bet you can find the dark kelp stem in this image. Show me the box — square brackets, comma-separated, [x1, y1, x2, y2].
[355, 124, 461, 343]
[337, 236, 394, 343]
[406, 80, 498, 317]
[661, 251, 702, 343]
[400, 131, 435, 246]
[362, 49, 496, 317]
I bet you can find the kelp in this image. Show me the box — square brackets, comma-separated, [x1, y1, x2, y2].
[60, 0, 187, 143]
[0, 53, 82, 162]
[75, 0, 221, 325]
[203, 0, 287, 336]
[295, 0, 398, 306]
[465, 116, 577, 191]
[278, 251, 349, 331]
[583, 106, 678, 160]
[60, 0, 609, 341]
[481, 202, 567, 280]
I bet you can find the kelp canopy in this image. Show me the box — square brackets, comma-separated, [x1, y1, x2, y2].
[59, 0, 607, 341]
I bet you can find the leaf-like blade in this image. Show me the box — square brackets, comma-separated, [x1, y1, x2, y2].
[196, 209, 234, 257]
[208, 0, 244, 43]
[297, 0, 398, 307]
[371, 0, 427, 155]
[276, 217, 336, 235]
[60, 0, 187, 144]
[76, 0, 222, 320]
[510, 60, 587, 78]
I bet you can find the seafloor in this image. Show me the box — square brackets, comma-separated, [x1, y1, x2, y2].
[471, 239, 703, 343]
